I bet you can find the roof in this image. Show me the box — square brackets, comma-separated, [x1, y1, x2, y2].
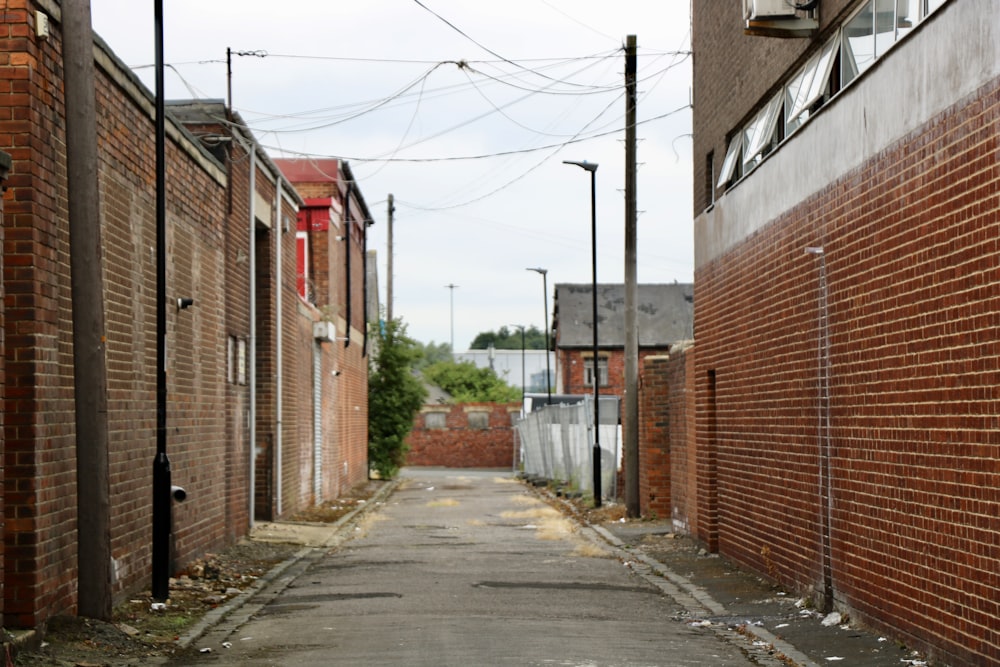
[553, 283, 693, 348]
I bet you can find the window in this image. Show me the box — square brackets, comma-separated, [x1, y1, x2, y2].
[705, 150, 715, 207]
[788, 33, 838, 126]
[584, 356, 609, 387]
[227, 336, 235, 384]
[743, 92, 783, 170]
[424, 412, 447, 430]
[718, 0, 947, 191]
[467, 411, 489, 430]
[236, 338, 247, 386]
[296, 231, 310, 301]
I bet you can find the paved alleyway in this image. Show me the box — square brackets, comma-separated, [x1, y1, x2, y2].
[176, 469, 765, 666]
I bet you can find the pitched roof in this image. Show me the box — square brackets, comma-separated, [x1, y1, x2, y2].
[553, 283, 693, 348]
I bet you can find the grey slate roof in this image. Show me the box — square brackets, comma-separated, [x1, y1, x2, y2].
[553, 283, 693, 348]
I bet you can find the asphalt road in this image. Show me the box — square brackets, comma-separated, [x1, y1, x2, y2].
[176, 469, 762, 666]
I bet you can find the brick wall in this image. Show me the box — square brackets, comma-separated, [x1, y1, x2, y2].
[695, 77, 1000, 664]
[406, 403, 519, 468]
[639, 356, 671, 519]
[0, 151, 8, 623]
[639, 345, 696, 527]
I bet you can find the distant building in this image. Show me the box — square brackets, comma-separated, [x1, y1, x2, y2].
[551, 283, 693, 398]
[453, 349, 554, 394]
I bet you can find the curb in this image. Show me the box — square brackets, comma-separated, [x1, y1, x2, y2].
[533, 486, 820, 667]
[175, 477, 401, 651]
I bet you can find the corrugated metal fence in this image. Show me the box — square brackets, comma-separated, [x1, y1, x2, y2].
[514, 396, 620, 501]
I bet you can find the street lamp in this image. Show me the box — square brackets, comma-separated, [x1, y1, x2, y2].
[525, 267, 551, 405]
[510, 324, 527, 406]
[563, 159, 601, 508]
[445, 283, 459, 352]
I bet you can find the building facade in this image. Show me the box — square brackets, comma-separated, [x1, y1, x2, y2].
[0, 2, 373, 628]
[693, 1, 999, 662]
[552, 283, 693, 398]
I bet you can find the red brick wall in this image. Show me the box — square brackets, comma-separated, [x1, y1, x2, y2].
[0, 6, 243, 626]
[695, 78, 1000, 664]
[639, 346, 696, 527]
[559, 348, 670, 401]
[0, 156, 7, 623]
[639, 356, 671, 519]
[406, 403, 519, 468]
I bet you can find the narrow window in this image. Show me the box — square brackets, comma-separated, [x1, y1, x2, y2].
[705, 150, 715, 207]
[425, 412, 447, 430]
[584, 356, 609, 387]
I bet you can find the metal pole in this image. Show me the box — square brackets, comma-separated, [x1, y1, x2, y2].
[151, 0, 172, 602]
[445, 283, 458, 352]
[387, 194, 394, 322]
[563, 160, 600, 507]
[526, 268, 551, 404]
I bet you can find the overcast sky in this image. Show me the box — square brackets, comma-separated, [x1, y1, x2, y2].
[90, 1, 693, 351]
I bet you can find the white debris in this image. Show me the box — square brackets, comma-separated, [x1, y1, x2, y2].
[199, 648, 212, 654]
[825, 657, 844, 662]
[688, 620, 713, 627]
[150, 602, 167, 612]
[795, 598, 808, 608]
[821, 611, 842, 627]
[775, 623, 789, 629]
[222, 642, 232, 649]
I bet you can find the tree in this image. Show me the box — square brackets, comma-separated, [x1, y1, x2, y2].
[414, 339, 452, 369]
[368, 318, 428, 479]
[423, 360, 521, 403]
[470, 325, 548, 350]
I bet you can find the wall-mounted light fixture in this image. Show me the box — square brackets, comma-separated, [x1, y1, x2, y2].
[176, 297, 194, 311]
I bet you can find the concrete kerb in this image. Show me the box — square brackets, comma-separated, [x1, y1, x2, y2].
[536, 489, 821, 667]
[175, 478, 402, 650]
[586, 524, 821, 667]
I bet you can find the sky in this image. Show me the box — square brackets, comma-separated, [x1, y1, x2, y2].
[90, 1, 693, 351]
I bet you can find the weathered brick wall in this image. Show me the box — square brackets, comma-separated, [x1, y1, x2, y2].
[638, 356, 671, 519]
[0, 152, 8, 623]
[0, 4, 247, 625]
[639, 345, 696, 527]
[406, 403, 519, 468]
[559, 348, 668, 402]
[695, 77, 1000, 664]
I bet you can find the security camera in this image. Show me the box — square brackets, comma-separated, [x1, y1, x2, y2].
[171, 486, 187, 503]
[176, 297, 194, 311]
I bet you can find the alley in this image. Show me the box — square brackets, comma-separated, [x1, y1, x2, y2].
[176, 469, 760, 666]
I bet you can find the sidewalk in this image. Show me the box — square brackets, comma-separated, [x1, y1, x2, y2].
[586, 515, 929, 667]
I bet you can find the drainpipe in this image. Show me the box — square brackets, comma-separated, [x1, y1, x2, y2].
[806, 245, 833, 612]
[343, 177, 353, 348]
[248, 146, 256, 528]
[275, 177, 284, 517]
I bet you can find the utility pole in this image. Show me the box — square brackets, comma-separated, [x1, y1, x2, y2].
[64, 0, 112, 620]
[387, 194, 395, 322]
[623, 35, 640, 518]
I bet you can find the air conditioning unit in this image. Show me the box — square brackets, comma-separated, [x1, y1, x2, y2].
[745, 0, 818, 37]
[313, 320, 337, 342]
[745, 0, 797, 20]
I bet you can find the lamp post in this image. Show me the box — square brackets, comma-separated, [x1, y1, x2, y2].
[526, 268, 551, 405]
[563, 159, 601, 508]
[510, 324, 526, 407]
[445, 283, 459, 352]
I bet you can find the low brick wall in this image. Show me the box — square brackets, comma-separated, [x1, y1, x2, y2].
[406, 402, 520, 468]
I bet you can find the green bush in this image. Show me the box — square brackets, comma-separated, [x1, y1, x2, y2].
[368, 318, 427, 479]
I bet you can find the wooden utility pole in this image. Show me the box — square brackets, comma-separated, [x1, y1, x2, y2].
[624, 35, 640, 518]
[63, 0, 113, 619]
[387, 194, 395, 322]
